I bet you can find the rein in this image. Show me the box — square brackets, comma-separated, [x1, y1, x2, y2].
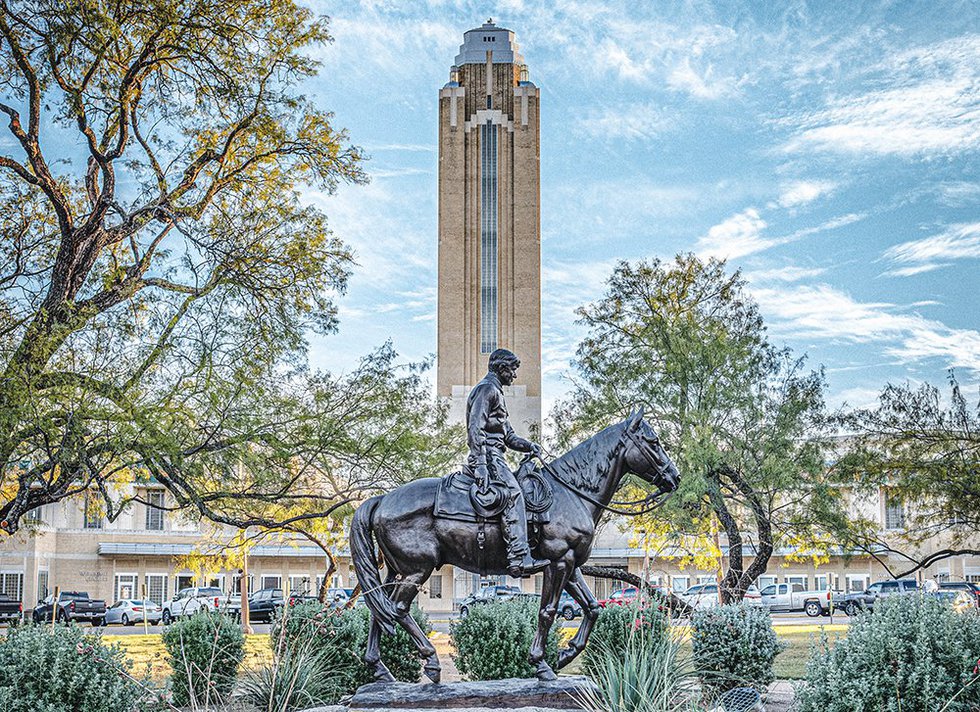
[533, 447, 672, 517]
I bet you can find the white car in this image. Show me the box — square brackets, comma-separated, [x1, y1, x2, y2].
[161, 586, 225, 625]
[105, 599, 163, 626]
[680, 583, 762, 610]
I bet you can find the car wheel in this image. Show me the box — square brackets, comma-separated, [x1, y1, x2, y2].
[93, 617, 106, 627]
[804, 602, 822, 618]
[460, 606, 469, 618]
[162, 609, 172, 626]
[562, 606, 575, 621]
[845, 602, 858, 616]
[32, 611, 41, 625]
[121, 613, 130, 626]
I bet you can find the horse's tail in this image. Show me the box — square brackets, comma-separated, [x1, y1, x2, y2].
[350, 496, 398, 634]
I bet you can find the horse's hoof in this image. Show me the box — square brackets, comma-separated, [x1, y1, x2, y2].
[374, 669, 396, 683]
[535, 662, 558, 681]
[424, 659, 442, 683]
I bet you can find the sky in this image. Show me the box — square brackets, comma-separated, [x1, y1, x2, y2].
[302, 0, 980, 423]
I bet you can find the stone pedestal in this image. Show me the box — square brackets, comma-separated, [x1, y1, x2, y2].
[299, 676, 597, 712]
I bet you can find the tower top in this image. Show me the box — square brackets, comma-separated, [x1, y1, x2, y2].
[454, 20, 524, 66]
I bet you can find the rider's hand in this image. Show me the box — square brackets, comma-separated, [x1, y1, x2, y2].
[475, 463, 490, 490]
[529, 442, 542, 458]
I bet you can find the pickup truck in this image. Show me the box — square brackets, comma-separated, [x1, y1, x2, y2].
[32, 591, 106, 626]
[760, 583, 836, 617]
[839, 579, 918, 615]
[0, 593, 22, 623]
[458, 585, 522, 617]
[161, 586, 229, 625]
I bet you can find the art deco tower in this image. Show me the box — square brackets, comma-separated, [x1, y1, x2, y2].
[436, 20, 542, 436]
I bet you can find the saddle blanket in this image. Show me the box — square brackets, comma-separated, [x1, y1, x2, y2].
[433, 463, 553, 525]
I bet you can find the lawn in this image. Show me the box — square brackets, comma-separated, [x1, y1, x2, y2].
[105, 634, 273, 682]
[771, 626, 847, 679]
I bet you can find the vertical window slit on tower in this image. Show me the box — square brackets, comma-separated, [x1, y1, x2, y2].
[480, 119, 498, 354]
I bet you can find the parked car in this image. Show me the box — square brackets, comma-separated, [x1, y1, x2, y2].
[679, 583, 762, 610]
[759, 583, 836, 617]
[0, 593, 22, 623]
[598, 587, 641, 608]
[161, 586, 226, 624]
[105, 599, 163, 626]
[508, 591, 583, 621]
[931, 589, 975, 613]
[458, 585, 522, 617]
[839, 579, 918, 615]
[247, 587, 285, 622]
[939, 581, 980, 609]
[32, 591, 106, 626]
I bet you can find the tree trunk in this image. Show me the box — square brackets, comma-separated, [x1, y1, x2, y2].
[580, 564, 694, 615]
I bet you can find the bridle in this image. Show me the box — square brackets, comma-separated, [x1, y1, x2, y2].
[534, 424, 676, 517]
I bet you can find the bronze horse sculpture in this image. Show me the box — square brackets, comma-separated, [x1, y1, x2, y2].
[350, 408, 680, 682]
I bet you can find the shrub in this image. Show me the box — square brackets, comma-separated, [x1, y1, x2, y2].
[582, 597, 670, 677]
[797, 595, 980, 712]
[0, 623, 147, 712]
[576, 627, 696, 712]
[272, 601, 431, 701]
[241, 636, 350, 712]
[162, 610, 244, 706]
[451, 600, 558, 680]
[691, 603, 784, 698]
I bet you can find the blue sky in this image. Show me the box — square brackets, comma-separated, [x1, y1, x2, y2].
[304, 0, 980, 422]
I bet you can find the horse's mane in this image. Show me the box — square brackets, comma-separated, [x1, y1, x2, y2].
[549, 420, 626, 495]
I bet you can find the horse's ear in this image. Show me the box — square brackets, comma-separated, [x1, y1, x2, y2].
[627, 406, 644, 430]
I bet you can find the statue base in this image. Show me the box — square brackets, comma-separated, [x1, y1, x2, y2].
[299, 676, 597, 712]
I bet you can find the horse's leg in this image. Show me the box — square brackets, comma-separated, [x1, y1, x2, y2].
[363, 570, 398, 682]
[557, 568, 601, 669]
[529, 554, 574, 681]
[390, 570, 441, 683]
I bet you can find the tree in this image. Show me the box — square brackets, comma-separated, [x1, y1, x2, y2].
[0, 0, 461, 535]
[832, 374, 980, 578]
[554, 254, 836, 602]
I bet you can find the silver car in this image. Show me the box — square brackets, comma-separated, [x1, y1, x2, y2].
[105, 599, 163, 626]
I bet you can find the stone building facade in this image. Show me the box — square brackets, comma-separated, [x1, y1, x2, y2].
[436, 20, 542, 436]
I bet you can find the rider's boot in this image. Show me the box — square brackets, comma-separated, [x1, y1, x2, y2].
[503, 495, 549, 578]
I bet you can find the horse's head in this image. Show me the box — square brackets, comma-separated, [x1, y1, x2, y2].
[622, 407, 680, 496]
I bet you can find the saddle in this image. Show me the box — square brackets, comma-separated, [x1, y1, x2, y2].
[434, 459, 554, 525]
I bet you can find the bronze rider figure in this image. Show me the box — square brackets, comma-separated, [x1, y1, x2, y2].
[466, 348, 550, 578]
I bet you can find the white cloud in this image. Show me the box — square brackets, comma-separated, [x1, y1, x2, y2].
[781, 35, 980, 157]
[696, 208, 771, 260]
[746, 265, 828, 283]
[575, 103, 671, 141]
[775, 180, 837, 209]
[752, 283, 980, 372]
[882, 263, 949, 278]
[883, 222, 980, 267]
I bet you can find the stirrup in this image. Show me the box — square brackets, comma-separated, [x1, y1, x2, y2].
[507, 553, 550, 578]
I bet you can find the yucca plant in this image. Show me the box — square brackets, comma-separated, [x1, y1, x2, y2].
[575, 627, 697, 712]
[239, 637, 349, 712]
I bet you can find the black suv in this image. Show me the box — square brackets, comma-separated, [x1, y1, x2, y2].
[458, 585, 522, 617]
[840, 579, 918, 615]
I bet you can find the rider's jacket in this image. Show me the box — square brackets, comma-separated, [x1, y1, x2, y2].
[466, 371, 533, 467]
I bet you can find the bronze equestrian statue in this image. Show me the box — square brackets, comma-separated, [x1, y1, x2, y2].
[350, 351, 680, 682]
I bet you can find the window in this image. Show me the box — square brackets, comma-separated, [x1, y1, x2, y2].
[289, 576, 310, 596]
[145, 490, 164, 531]
[115, 574, 138, 601]
[175, 574, 194, 592]
[885, 496, 905, 530]
[778, 584, 788, 595]
[757, 576, 777, 590]
[479, 119, 498, 353]
[671, 576, 689, 593]
[761, 585, 776, 596]
[232, 574, 254, 594]
[696, 575, 715, 585]
[788, 575, 808, 589]
[24, 507, 42, 523]
[847, 574, 870, 593]
[966, 574, 980, 584]
[37, 570, 49, 600]
[0, 572, 24, 601]
[430, 574, 443, 599]
[146, 574, 168, 605]
[534, 575, 543, 594]
[814, 575, 829, 591]
[83, 492, 103, 529]
[261, 575, 281, 591]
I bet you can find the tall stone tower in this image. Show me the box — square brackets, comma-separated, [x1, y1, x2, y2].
[436, 20, 542, 436]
